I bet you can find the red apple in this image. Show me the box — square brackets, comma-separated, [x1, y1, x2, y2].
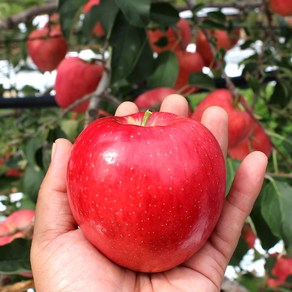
[54, 57, 104, 112]
[26, 24, 68, 72]
[67, 111, 226, 272]
[147, 18, 192, 53]
[134, 87, 177, 110]
[195, 29, 239, 67]
[192, 89, 254, 148]
[228, 124, 273, 160]
[173, 51, 205, 95]
[266, 254, 292, 288]
[0, 209, 35, 246]
[83, 0, 105, 37]
[242, 224, 256, 249]
[269, 0, 292, 16]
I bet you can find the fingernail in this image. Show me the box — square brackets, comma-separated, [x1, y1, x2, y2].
[51, 142, 57, 161]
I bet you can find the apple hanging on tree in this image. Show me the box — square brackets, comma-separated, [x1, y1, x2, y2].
[67, 110, 226, 272]
[54, 56, 104, 112]
[147, 18, 192, 54]
[192, 89, 254, 148]
[269, 0, 292, 16]
[134, 87, 177, 110]
[26, 18, 68, 72]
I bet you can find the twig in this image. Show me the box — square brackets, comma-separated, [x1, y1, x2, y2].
[0, 279, 34, 292]
[0, 2, 58, 30]
[84, 66, 111, 127]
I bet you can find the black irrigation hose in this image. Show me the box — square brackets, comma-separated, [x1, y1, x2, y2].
[0, 73, 278, 109]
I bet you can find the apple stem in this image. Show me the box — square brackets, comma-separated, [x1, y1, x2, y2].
[141, 110, 152, 126]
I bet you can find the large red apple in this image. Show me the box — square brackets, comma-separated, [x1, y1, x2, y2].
[192, 89, 254, 148]
[67, 111, 226, 272]
[269, 0, 292, 16]
[26, 24, 68, 72]
[54, 57, 104, 112]
[173, 50, 205, 95]
[228, 124, 273, 160]
[134, 87, 177, 110]
[83, 0, 105, 37]
[195, 29, 239, 67]
[147, 18, 192, 53]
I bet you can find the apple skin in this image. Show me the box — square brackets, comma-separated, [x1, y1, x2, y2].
[147, 18, 192, 53]
[0, 209, 35, 246]
[195, 29, 239, 67]
[54, 57, 103, 112]
[266, 254, 292, 288]
[173, 51, 205, 95]
[269, 0, 292, 16]
[228, 124, 272, 160]
[192, 89, 254, 148]
[134, 87, 177, 110]
[83, 0, 105, 37]
[241, 224, 256, 249]
[67, 111, 226, 272]
[26, 25, 68, 72]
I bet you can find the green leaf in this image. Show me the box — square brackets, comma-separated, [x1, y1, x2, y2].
[250, 187, 280, 251]
[192, 4, 205, 14]
[188, 72, 215, 90]
[148, 51, 178, 88]
[229, 235, 249, 266]
[226, 158, 240, 195]
[127, 41, 154, 83]
[201, 19, 226, 30]
[82, 0, 119, 40]
[149, 2, 179, 26]
[22, 137, 43, 167]
[115, 0, 150, 27]
[261, 180, 292, 253]
[269, 80, 291, 108]
[207, 11, 226, 26]
[0, 239, 31, 274]
[58, 0, 87, 39]
[22, 165, 45, 203]
[109, 12, 149, 83]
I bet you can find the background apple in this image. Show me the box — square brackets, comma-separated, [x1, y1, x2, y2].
[269, 0, 292, 16]
[242, 224, 256, 249]
[54, 56, 104, 112]
[67, 111, 226, 272]
[266, 254, 292, 288]
[173, 50, 204, 94]
[147, 18, 192, 53]
[228, 124, 273, 160]
[195, 29, 239, 67]
[83, 0, 105, 37]
[26, 21, 68, 72]
[0, 209, 35, 246]
[134, 87, 177, 110]
[192, 89, 254, 148]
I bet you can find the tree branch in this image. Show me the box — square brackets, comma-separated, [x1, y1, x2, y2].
[0, 2, 58, 30]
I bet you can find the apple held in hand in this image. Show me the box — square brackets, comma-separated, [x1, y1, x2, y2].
[192, 89, 254, 148]
[67, 111, 226, 272]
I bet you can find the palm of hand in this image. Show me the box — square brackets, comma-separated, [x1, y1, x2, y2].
[31, 96, 267, 292]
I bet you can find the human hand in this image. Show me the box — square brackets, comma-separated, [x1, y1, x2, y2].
[31, 94, 267, 292]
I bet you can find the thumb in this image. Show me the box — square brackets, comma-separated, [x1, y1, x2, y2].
[33, 138, 75, 242]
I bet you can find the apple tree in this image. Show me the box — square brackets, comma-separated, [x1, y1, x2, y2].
[0, 0, 292, 290]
